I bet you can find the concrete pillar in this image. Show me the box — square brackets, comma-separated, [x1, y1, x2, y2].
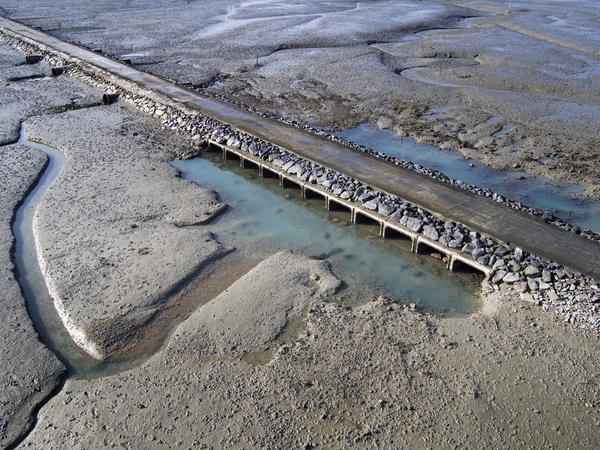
[411, 237, 419, 253]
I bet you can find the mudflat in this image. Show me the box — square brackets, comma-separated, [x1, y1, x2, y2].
[0, 142, 65, 447]
[0, 1, 599, 448]
[3, 0, 598, 197]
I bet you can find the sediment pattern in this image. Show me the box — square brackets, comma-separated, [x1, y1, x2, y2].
[2, 26, 599, 332]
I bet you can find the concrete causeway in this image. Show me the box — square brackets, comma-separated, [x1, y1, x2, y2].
[2, 17, 599, 279]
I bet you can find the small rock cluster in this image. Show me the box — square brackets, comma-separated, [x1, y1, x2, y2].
[2, 28, 599, 331]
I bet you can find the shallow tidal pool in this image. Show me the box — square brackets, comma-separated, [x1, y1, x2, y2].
[172, 151, 485, 316]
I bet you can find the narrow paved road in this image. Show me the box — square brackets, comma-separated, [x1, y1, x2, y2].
[3, 17, 599, 278]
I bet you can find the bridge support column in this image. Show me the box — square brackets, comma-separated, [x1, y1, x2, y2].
[411, 237, 419, 253]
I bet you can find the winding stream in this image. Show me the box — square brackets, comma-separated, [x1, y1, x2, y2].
[13, 131, 154, 379]
[14, 129, 483, 379]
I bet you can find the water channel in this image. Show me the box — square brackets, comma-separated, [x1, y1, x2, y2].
[14, 130, 483, 378]
[336, 124, 600, 232]
[13, 133, 159, 379]
[171, 151, 483, 313]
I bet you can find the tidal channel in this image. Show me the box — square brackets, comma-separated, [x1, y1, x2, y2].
[337, 124, 600, 232]
[14, 130, 483, 379]
[13, 131, 158, 379]
[172, 151, 484, 315]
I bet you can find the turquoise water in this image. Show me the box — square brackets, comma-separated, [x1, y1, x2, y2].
[171, 152, 483, 316]
[336, 124, 600, 232]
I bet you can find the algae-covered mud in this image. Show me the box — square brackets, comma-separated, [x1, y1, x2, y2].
[1, 1, 600, 448]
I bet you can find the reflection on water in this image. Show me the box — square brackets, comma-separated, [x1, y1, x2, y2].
[172, 152, 484, 317]
[336, 124, 600, 232]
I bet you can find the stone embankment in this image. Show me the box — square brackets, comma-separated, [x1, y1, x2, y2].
[2, 26, 599, 332]
[204, 90, 600, 244]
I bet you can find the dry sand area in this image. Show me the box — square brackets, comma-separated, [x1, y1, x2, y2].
[3, 0, 599, 197]
[1, 1, 600, 449]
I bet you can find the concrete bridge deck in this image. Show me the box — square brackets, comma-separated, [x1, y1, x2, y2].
[2, 17, 599, 279]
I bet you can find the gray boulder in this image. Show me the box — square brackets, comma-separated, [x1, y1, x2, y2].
[524, 265, 541, 277]
[492, 270, 507, 284]
[527, 278, 539, 291]
[406, 217, 424, 233]
[503, 272, 521, 283]
[448, 239, 463, 249]
[472, 247, 487, 259]
[423, 225, 439, 241]
[389, 210, 404, 222]
[462, 243, 476, 253]
[358, 191, 375, 203]
[363, 199, 379, 211]
[440, 234, 452, 246]
[378, 203, 396, 217]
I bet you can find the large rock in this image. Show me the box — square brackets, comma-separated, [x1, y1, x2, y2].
[363, 199, 379, 211]
[503, 272, 522, 283]
[378, 203, 396, 217]
[406, 217, 424, 233]
[423, 225, 439, 241]
[524, 265, 541, 277]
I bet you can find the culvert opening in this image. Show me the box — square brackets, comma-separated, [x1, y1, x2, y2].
[25, 55, 41, 64]
[416, 241, 447, 261]
[329, 199, 353, 214]
[224, 150, 240, 161]
[51, 66, 65, 77]
[241, 159, 259, 170]
[282, 177, 301, 190]
[102, 93, 119, 105]
[206, 141, 222, 152]
[451, 259, 486, 277]
[305, 188, 326, 201]
[383, 226, 412, 241]
[261, 167, 278, 179]
[355, 211, 379, 226]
